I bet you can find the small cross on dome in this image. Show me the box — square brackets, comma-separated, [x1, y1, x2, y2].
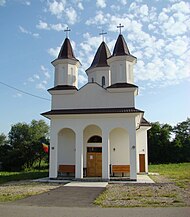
[99, 30, 107, 41]
[117, 24, 124, 34]
[64, 27, 71, 38]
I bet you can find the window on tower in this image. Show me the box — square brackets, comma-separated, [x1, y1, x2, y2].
[102, 76, 105, 87]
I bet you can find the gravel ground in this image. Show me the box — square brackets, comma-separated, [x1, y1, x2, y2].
[95, 175, 190, 207]
[0, 181, 60, 202]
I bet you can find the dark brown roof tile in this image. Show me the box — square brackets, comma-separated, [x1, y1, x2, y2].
[42, 107, 144, 116]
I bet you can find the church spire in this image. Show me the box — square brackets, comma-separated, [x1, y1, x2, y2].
[88, 41, 111, 69]
[58, 37, 77, 60]
[112, 34, 130, 56]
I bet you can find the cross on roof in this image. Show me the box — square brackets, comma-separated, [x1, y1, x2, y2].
[117, 24, 124, 34]
[99, 30, 107, 41]
[64, 27, 71, 38]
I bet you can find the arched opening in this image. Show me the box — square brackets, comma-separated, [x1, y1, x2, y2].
[109, 128, 130, 177]
[102, 76, 105, 86]
[84, 125, 102, 177]
[58, 128, 76, 176]
[92, 77, 94, 82]
[87, 135, 102, 143]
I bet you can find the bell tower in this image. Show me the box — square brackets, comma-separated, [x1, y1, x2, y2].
[51, 28, 81, 88]
[108, 25, 137, 85]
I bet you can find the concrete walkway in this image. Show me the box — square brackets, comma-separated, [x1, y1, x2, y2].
[34, 174, 154, 185]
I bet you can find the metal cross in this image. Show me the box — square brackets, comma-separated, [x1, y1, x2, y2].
[117, 24, 124, 34]
[99, 30, 107, 41]
[64, 27, 71, 38]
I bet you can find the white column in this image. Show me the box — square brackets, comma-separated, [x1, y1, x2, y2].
[49, 127, 58, 178]
[129, 120, 137, 180]
[102, 129, 110, 180]
[75, 129, 83, 179]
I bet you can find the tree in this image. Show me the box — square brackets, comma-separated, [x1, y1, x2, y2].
[2, 120, 50, 171]
[148, 122, 173, 164]
[0, 133, 7, 146]
[173, 118, 190, 162]
[148, 118, 190, 164]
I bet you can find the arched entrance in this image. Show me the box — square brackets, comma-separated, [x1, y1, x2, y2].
[58, 128, 75, 173]
[110, 128, 130, 177]
[84, 125, 102, 177]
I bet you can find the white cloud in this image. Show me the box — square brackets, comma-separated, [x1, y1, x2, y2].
[139, 5, 148, 16]
[36, 20, 66, 31]
[120, 0, 127, 5]
[78, 2, 84, 10]
[36, 20, 50, 30]
[0, 0, 6, 6]
[78, 73, 88, 86]
[65, 7, 77, 24]
[48, 0, 66, 19]
[166, 36, 189, 56]
[33, 74, 40, 80]
[96, 0, 106, 8]
[13, 93, 22, 98]
[41, 65, 50, 79]
[19, 26, 39, 38]
[86, 11, 109, 25]
[171, 1, 190, 14]
[48, 46, 61, 58]
[36, 83, 46, 90]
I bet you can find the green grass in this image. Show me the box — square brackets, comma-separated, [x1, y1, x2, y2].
[149, 163, 190, 188]
[0, 170, 48, 184]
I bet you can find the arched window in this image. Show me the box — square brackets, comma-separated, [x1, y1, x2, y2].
[87, 135, 102, 143]
[102, 76, 105, 86]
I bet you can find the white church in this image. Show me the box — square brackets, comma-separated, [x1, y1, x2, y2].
[42, 28, 151, 181]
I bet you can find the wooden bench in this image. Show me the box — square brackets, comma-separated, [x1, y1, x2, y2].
[112, 165, 130, 177]
[58, 165, 75, 176]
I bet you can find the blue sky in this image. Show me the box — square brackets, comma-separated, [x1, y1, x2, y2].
[0, 0, 189, 135]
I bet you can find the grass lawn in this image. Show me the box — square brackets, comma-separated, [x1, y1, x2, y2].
[149, 163, 190, 188]
[0, 170, 48, 185]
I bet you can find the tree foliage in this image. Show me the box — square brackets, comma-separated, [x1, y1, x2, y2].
[0, 120, 49, 171]
[148, 118, 190, 164]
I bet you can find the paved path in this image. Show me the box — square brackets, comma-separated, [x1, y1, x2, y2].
[0, 205, 189, 217]
[13, 186, 105, 207]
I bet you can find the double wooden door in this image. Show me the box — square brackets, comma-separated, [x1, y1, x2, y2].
[87, 151, 102, 177]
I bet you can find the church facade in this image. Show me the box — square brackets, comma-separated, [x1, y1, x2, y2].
[42, 31, 151, 181]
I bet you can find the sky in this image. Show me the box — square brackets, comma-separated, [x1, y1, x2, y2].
[0, 0, 189, 135]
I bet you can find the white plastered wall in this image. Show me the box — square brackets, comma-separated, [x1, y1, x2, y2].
[51, 83, 135, 109]
[58, 128, 75, 166]
[136, 126, 150, 173]
[110, 128, 130, 165]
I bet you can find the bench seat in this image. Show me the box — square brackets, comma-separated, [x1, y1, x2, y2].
[58, 165, 75, 175]
[112, 165, 130, 177]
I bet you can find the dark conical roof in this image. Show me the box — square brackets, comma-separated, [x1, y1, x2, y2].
[88, 41, 111, 69]
[112, 34, 130, 56]
[58, 37, 77, 60]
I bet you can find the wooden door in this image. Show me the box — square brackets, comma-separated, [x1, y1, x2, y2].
[95, 153, 102, 176]
[87, 152, 102, 177]
[139, 154, 145, 172]
[87, 152, 96, 177]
